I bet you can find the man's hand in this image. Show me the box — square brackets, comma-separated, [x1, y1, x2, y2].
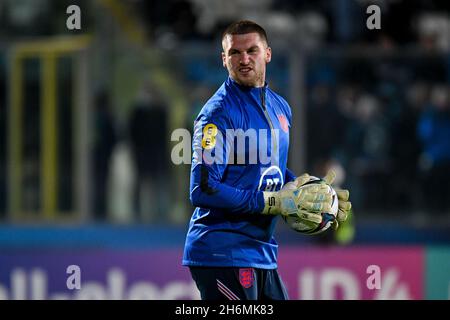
[262, 174, 332, 227]
[322, 170, 352, 230]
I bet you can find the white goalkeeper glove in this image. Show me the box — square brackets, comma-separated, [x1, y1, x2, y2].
[262, 173, 332, 227]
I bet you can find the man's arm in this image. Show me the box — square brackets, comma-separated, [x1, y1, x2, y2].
[191, 164, 331, 218]
[189, 103, 265, 214]
[190, 164, 265, 214]
[189, 105, 330, 217]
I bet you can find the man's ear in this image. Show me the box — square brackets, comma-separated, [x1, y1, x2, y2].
[221, 51, 227, 68]
[265, 47, 272, 63]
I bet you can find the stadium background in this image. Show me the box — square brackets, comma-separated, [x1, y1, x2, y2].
[0, 0, 449, 299]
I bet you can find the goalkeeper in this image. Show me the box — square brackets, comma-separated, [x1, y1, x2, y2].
[182, 20, 351, 300]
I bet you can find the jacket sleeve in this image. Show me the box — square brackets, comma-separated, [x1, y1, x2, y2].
[189, 103, 265, 214]
[281, 98, 296, 185]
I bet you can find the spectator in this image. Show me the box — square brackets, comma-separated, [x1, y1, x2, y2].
[306, 83, 346, 173]
[128, 83, 169, 223]
[388, 83, 425, 210]
[346, 94, 391, 211]
[92, 90, 117, 220]
[417, 85, 450, 214]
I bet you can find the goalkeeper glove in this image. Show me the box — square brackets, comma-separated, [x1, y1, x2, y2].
[261, 173, 333, 226]
[322, 170, 352, 230]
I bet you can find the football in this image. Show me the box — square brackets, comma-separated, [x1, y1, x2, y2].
[283, 176, 338, 235]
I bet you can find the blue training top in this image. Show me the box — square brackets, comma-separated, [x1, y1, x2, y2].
[182, 77, 296, 269]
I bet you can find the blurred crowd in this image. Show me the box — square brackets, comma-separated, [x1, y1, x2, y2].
[305, 78, 450, 216]
[0, 0, 448, 224]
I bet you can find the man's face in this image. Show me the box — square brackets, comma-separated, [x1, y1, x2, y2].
[222, 33, 271, 87]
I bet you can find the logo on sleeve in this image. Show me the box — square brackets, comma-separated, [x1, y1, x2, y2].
[201, 123, 218, 149]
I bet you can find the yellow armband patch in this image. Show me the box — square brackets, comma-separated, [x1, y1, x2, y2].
[201, 124, 218, 149]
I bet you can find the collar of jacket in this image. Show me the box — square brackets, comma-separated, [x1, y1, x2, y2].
[226, 76, 268, 93]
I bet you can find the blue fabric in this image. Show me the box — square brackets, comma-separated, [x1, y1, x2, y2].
[183, 77, 295, 269]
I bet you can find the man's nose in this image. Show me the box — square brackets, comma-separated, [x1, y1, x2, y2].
[240, 53, 250, 64]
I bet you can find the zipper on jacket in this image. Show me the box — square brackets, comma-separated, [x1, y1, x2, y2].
[260, 88, 278, 155]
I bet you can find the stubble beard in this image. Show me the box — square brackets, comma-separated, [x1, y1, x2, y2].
[231, 68, 265, 88]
